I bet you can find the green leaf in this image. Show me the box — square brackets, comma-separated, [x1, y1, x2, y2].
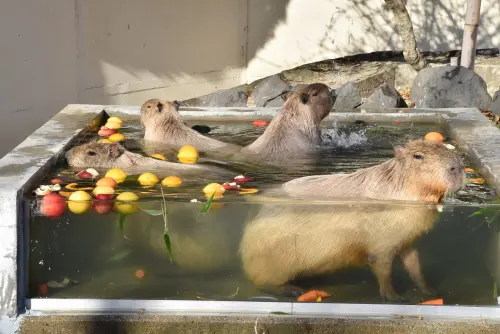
[163, 232, 173, 263]
[118, 213, 126, 233]
[137, 207, 164, 216]
[269, 311, 291, 315]
[469, 208, 489, 217]
[200, 192, 216, 213]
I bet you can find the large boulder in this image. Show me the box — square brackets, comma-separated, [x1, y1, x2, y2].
[361, 82, 407, 108]
[332, 82, 362, 109]
[411, 66, 492, 109]
[492, 90, 500, 117]
[182, 86, 248, 107]
[251, 74, 291, 107]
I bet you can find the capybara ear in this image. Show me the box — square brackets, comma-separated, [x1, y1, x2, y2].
[173, 100, 183, 110]
[394, 145, 408, 159]
[280, 91, 294, 102]
[156, 101, 164, 112]
[107, 143, 123, 158]
[300, 92, 309, 104]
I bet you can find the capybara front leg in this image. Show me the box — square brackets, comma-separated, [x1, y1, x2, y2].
[399, 247, 437, 296]
[369, 257, 405, 302]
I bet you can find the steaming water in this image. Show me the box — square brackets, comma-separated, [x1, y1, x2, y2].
[25, 119, 500, 306]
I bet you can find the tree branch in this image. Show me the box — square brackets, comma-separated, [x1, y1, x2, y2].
[384, 0, 427, 71]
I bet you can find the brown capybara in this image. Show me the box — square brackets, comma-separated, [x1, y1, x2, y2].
[140, 99, 242, 155]
[240, 83, 334, 161]
[64, 141, 232, 178]
[239, 139, 465, 302]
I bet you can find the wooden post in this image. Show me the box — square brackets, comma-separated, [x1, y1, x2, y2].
[460, 0, 481, 70]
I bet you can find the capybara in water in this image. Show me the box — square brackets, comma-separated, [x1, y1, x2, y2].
[140, 99, 241, 155]
[240, 83, 334, 162]
[64, 141, 232, 178]
[239, 140, 465, 302]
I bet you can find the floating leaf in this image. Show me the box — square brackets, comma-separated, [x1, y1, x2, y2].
[118, 213, 126, 233]
[163, 232, 173, 263]
[200, 192, 216, 213]
[137, 207, 164, 216]
[470, 208, 489, 217]
[269, 311, 291, 315]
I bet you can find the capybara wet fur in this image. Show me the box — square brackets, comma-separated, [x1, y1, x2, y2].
[239, 139, 465, 302]
[64, 141, 233, 178]
[240, 83, 334, 162]
[140, 99, 241, 154]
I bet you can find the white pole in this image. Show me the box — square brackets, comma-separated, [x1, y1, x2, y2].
[460, 0, 482, 70]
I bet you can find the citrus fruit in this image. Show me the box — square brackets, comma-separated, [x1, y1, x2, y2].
[138, 172, 160, 186]
[105, 168, 127, 183]
[161, 176, 183, 187]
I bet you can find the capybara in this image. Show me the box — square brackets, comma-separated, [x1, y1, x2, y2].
[140, 99, 241, 155]
[64, 141, 233, 178]
[240, 83, 334, 162]
[239, 139, 465, 302]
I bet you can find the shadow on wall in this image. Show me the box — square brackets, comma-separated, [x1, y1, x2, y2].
[245, 0, 500, 81]
[77, 0, 291, 105]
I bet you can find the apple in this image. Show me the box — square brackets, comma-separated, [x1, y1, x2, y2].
[40, 193, 66, 218]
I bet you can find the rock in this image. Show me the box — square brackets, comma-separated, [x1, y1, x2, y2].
[492, 90, 500, 116]
[182, 86, 248, 107]
[332, 82, 361, 109]
[361, 82, 408, 108]
[411, 66, 492, 109]
[291, 84, 309, 91]
[251, 74, 291, 107]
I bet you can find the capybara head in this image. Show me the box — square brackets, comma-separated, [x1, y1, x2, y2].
[281, 83, 334, 122]
[394, 139, 465, 198]
[65, 142, 125, 168]
[140, 99, 183, 128]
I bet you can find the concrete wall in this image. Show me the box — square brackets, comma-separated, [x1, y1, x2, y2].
[0, 0, 499, 158]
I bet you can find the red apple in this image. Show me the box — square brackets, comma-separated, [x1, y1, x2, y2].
[222, 182, 240, 190]
[95, 194, 114, 200]
[50, 178, 64, 185]
[40, 193, 66, 218]
[98, 127, 117, 137]
[234, 175, 252, 183]
[92, 200, 114, 215]
[77, 170, 93, 179]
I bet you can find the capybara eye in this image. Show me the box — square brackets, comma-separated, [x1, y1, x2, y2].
[87, 151, 96, 156]
[413, 153, 424, 160]
[147, 105, 151, 109]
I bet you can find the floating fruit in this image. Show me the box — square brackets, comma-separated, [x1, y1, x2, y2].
[105, 168, 127, 183]
[135, 269, 145, 279]
[50, 178, 64, 185]
[470, 178, 485, 185]
[114, 202, 138, 215]
[65, 183, 94, 191]
[68, 191, 92, 201]
[68, 201, 91, 214]
[77, 168, 99, 179]
[239, 188, 259, 195]
[93, 186, 115, 196]
[98, 139, 113, 144]
[34, 184, 61, 196]
[116, 192, 139, 201]
[38, 283, 48, 297]
[59, 191, 72, 198]
[95, 193, 114, 200]
[253, 120, 268, 127]
[424, 132, 445, 143]
[104, 121, 121, 130]
[151, 153, 167, 161]
[234, 175, 252, 183]
[222, 182, 240, 191]
[96, 177, 117, 188]
[177, 145, 199, 164]
[419, 298, 443, 305]
[465, 168, 475, 173]
[297, 290, 331, 302]
[92, 200, 114, 215]
[138, 172, 160, 186]
[107, 116, 123, 124]
[108, 133, 126, 142]
[161, 176, 183, 187]
[98, 127, 117, 137]
[202, 183, 225, 198]
[40, 193, 66, 218]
